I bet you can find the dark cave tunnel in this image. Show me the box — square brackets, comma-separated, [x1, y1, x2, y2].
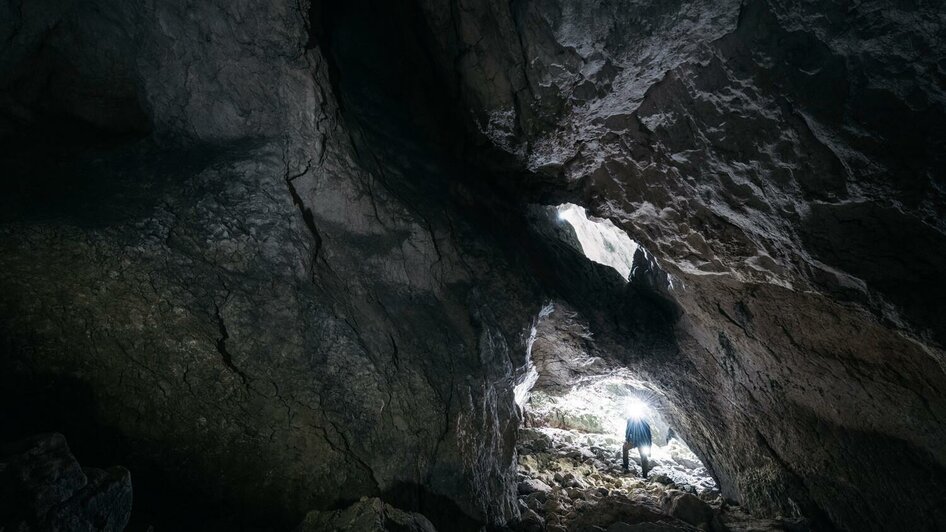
[2, 1, 946, 532]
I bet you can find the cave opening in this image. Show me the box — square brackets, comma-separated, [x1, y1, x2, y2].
[553, 203, 639, 282]
[518, 369, 718, 494]
[507, 288, 728, 530]
[506, 200, 747, 529]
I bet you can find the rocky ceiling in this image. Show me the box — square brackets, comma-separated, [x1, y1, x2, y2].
[1, 0, 944, 531]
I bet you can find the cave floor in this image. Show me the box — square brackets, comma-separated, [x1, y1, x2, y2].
[510, 426, 807, 532]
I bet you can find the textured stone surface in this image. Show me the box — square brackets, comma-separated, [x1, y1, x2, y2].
[1, 1, 540, 529]
[0, 0, 944, 531]
[0, 433, 132, 531]
[295, 497, 437, 532]
[511, 425, 799, 532]
[413, 0, 946, 529]
[528, 301, 609, 393]
[660, 490, 713, 527]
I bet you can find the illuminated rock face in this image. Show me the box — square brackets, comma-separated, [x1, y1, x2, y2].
[0, 0, 944, 531]
[416, 0, 946, 529]
[555, 204, 639, 281]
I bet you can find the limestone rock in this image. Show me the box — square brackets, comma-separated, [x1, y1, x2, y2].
[0, 3, 542, 528]
[295, 497, 436, 532]
[518, 479, 554, 496]
[660, 490, 714, 527]
[414, 0, 946, 528]
[1, 0, 944, 530]
[651, 475, 675, 487]
[518, 428, 553, 453]
[608, 523, 692, 532]
[518, 508, 545, 532]
[0, 433, 132, 532]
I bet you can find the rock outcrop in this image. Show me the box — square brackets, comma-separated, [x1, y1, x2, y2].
[414, 0, 946, 529]
[511, 426, 799, 532]
[0, 433, 132, 531]
[295, 497, 436, 532]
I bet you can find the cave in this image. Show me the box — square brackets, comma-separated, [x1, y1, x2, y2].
[1, 1, 945, 531]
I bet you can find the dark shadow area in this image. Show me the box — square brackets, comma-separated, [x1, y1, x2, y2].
[788, 406, 946, 531]
[801, 201, 946, 345]
[315, 0, 586, 236]
[0, 332, 294, 532]
[0, 120, 221, 228]
[0, 134, 299, 531]
[380, 483, 483, 532]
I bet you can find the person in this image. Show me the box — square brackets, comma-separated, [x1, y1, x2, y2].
[622, 415, 653, 477]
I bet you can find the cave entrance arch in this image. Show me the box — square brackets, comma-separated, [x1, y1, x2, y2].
[508, 202, 743, 529]
[515, 301, 717, 493]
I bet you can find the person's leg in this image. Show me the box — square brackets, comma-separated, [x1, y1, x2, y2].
[622, 441, 630, 471]
[638, 445, 650, 478]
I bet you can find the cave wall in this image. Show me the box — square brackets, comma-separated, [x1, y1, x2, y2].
[413, 0, 946, 530]
[0, 0, 543, 528]
[1, 0, 945, 531]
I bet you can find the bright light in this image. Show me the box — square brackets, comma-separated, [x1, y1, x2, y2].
[514, 363, 539, 409]
[627, 398, 649, 420]
[640, 445, 651, 456]
[554, 203, 638, 280]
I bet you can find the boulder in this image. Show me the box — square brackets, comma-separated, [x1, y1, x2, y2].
[295, 497, 436, 532]
[651, 474, 675, 486]
[519, 429, 553, 453]
[0, 433, 132, 532]
[661, 490, 714, 527]
[518, 508, 545, 532]
[518, 479, 554, 496]
[608, 522, 692, 532]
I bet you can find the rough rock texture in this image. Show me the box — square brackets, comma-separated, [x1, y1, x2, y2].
[1, 1, 541, 529]
[1, 0, 944, 531]
[295, 497, 437, 532]
[660, 490, 713, 528]
[415, 0, 946, 530]
[511, 427, 801, 532]
[0, 433, 132, 531]
[528, 301, 609, 393]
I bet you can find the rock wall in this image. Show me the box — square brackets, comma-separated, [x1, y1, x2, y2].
[1, 0, 945, 531]
[0, 433, 132, 531]
[415, 0, 946, 530]
[0, 0, 543, 528]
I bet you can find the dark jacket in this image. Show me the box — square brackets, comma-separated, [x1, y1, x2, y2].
[625, 418, 652, 447]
